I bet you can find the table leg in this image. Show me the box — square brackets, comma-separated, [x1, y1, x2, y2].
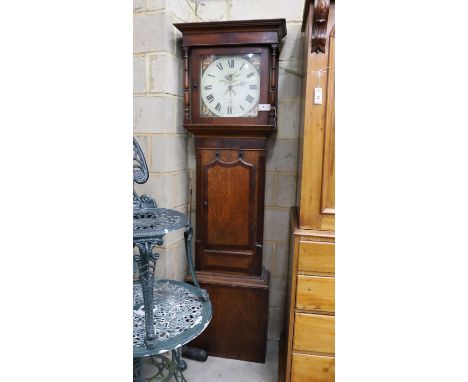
[134, 238, 163, 349]
[133, 357, 144, 382]
[184, 226, 208, 302]
[172, 347, 188, 382]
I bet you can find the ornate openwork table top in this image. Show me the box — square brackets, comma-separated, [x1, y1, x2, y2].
[133, 280, 212, 358]
[133, 208, 188, 240]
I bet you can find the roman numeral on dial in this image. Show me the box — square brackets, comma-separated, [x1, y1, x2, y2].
[245, 95, 254, 103]
[206, 94, 215, 103]
[215, 102, 222, 112]
[216, 62, 223, 70]
[249, 84, 257, 90]
[246, 72, 254, 78]
[227, 105, 232, 114]
[228, 59, 234, 68]
[204, 85, 213, 90]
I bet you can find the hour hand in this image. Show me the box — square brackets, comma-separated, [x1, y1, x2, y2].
[224, 73, 240, 81]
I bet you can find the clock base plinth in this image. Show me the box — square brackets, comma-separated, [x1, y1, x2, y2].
[186, 268, 270, 363]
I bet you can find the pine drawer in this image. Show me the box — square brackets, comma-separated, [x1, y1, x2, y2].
[298, 241, 334, 275]
[296, 275, 335, 313]
[291, 353, 335, 382]
[293, 313, 335, 354]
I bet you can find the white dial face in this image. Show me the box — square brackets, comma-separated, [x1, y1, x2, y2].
[200, 55, 261, 117]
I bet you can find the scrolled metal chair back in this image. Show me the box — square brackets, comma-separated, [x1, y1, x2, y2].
[133, 137, 149, 185]
[133, 138, 157, 209]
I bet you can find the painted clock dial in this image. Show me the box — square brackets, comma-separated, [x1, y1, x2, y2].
[200, 54, 261, 117]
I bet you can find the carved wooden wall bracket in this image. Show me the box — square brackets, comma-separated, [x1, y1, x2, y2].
[311, 0, 330, 54]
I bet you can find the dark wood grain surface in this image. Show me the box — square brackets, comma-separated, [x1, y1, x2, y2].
[187, 270, 270, 363]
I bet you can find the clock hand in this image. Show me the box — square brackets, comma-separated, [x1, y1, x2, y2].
[225, 85, 237, 96]
[223, 72, 241, 83]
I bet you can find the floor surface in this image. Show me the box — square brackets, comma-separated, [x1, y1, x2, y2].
[183, 340, 279, 382]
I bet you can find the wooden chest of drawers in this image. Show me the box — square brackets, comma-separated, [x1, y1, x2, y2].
[279, 208, 335, 381]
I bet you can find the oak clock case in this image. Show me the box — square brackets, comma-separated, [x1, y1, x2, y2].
[174, 19, 286, 364]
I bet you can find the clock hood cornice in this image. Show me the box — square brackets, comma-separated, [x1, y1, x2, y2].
[174, 19, 286, 51]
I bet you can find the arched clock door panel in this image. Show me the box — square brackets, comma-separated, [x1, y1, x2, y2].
[196, 148, 265, 276]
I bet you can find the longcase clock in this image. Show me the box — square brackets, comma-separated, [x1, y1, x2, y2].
[174, 19, 287, 363]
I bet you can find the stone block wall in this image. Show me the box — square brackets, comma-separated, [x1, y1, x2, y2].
[133, 0, 188, 281]
[134, 0, 305, 339]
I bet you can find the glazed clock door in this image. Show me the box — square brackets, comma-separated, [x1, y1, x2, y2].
[196, 148, 265, 276]
[190, 46, 270, 125]
[200, 55, 261, 117]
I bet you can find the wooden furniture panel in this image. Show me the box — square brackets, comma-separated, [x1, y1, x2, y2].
[298, 241, 335, 274]
[293, 313, 335, 354]
[203, 250, 253, 274]
[320, 27, 335, 216]
[197, 147, 265, 276]
[296, 275, 335, 313]
[188, 270, 269, 363]
[296, 1, 335, 230]
[291, 353, 335, 382]
[206, 154, 252, 246]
